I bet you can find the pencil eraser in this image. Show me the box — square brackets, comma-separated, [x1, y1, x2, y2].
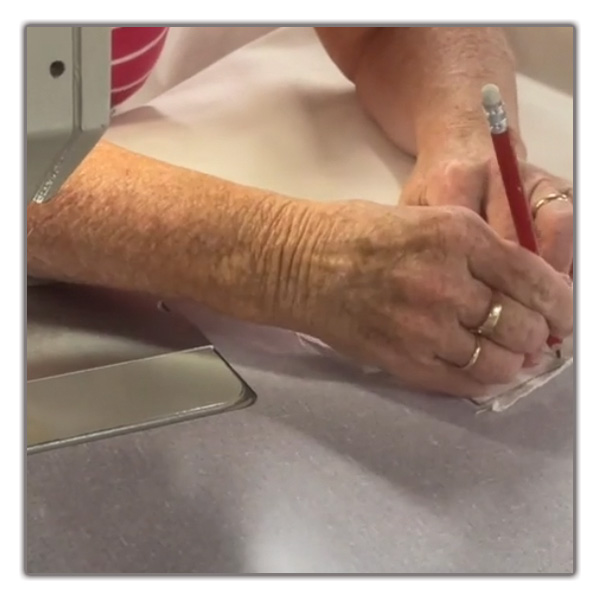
[482, 84, 502, 108]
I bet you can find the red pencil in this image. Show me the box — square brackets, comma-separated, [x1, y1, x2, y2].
[481, 84, 562, 355]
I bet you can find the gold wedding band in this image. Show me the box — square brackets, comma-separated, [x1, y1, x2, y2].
[533, 190, 572, 219]
[477, 301, 504, 337]
[460, 337, 482, 371]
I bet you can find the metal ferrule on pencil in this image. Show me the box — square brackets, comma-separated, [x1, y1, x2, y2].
[483, 101, 509, 135]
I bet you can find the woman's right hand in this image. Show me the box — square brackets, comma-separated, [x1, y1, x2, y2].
[287, 200, 573, 397]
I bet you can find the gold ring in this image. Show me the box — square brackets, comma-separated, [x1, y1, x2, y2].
[460, 337, 482, 371]
[533, 191, 572, 219]
[477, 301, 503, 337]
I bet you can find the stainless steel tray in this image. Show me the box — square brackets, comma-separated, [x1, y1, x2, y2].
[27, 284, 255, 453]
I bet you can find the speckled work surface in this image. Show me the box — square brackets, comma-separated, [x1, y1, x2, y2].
[27, 305, 574, 574]
[26, 27, 574, 574]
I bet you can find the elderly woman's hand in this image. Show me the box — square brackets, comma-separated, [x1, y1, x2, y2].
[291, 200, 572, 397]
[400, 147, 574, 274]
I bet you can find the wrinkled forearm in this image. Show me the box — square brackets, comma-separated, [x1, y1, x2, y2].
[27, 140, 315, 327]
[318, 26, 524, 158]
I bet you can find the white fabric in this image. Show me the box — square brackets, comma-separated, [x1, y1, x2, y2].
[471, 339, 573, 412]
[106, 26, 574, 412]
[297, 333, 573, 412]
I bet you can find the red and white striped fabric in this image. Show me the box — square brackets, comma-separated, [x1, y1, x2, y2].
[111, 27, 169, 108]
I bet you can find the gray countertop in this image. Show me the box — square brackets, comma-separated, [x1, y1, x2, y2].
[26, 304, 574, 574]
[26, 27, 574, 576]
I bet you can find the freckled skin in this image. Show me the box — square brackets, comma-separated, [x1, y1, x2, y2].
[27, 27, 573, 396]
[294, 200, 571, 395]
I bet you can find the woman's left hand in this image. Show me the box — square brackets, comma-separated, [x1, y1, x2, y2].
[400, 147, 574, 274]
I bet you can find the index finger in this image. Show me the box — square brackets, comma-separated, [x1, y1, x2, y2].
[468, 233, 573, 339]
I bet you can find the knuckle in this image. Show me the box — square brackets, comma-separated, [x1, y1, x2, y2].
[431, 274, 461, 306]
[540, 211, 574, 242]
[452, 206, 488, 243]
[449, 204, 483, 225]
[536, 281, 559, 314]
[432, 205, 484, 248]
[520, 260, 562, 313]
[542, 284, 573, 337]
[523, 313, 550, 354]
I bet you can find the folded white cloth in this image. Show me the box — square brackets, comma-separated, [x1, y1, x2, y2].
[469, 337, 573, 412]
[297, 333, 573, 413]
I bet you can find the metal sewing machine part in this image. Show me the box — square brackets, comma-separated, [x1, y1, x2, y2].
[25, 27, 255, 453]
[481, 83, 507, 133]
[27, 26, 111, 206]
